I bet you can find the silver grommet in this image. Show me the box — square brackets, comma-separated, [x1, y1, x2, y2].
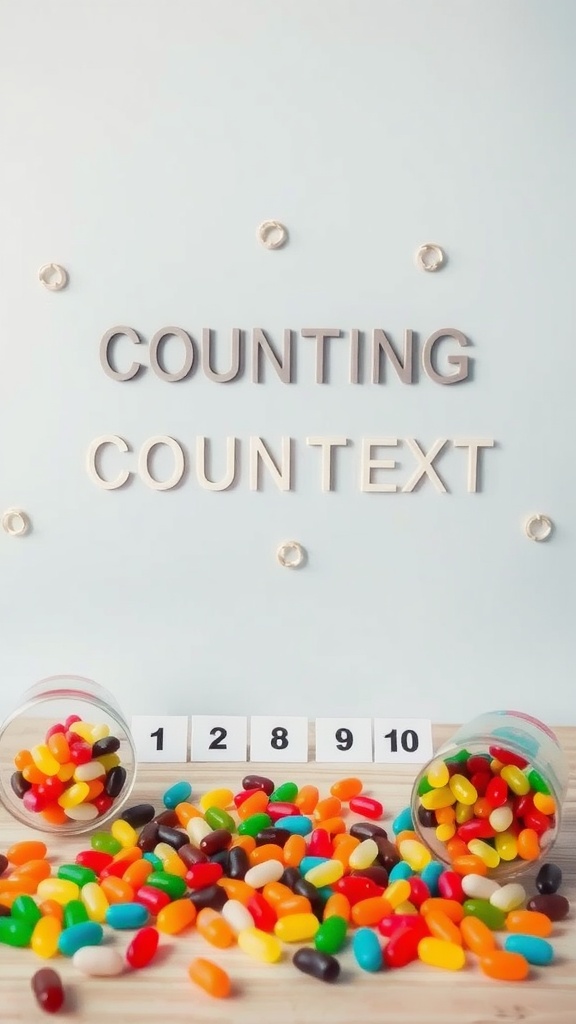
[277, 541, 305, 568]
[2, 508, 31, 537]
[524, 514, 553, 542]
[415, 243, 445, 272]
[38, 263, 69, 291]
[258, 221, 288, 250]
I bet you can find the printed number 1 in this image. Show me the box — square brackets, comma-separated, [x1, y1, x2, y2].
[150, 727, 164, 751]
[384, 728, 419, 753]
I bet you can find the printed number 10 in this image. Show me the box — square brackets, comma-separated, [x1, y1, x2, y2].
[384, 728, 418, 753]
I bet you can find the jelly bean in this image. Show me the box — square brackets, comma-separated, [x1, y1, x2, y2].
[199, 788, 233, 812]
[270, 781, 299, 803]
[384, 921, 427, 967]
[57, 864, 95, 887]
[490, 883, 526, 913]
[91, 832, 122, 855]
[32, 915, 62, 958]
[436, 823, 456, 842]
[336, 875, 383, 905]
[73, 946, 125, 975]
[351, 896, 392, 927]
[221, 899, 254, 934]
[424, 907, 462, 945]
[238, 925, 282, 962]
[426, 759, 450, 789]
[58, 782, 90, 809]
[420, 787, 456, 811]
[349, 795, 383, 819]
[526, 767, 551, 794]
[119, 804, 155, 829]
[250, 843, 285, 866]
[161, 780, 191, 809]
[244, 860, 285, 888]
[421, 861, 444, 896]
[463, 899, 506, 930]
[494, 830, 518, 862]
[105, 766, 127, 798]
[101, 877, 135, 904]
[293, 947, 340, 983]
[436, 871, 464, 903]
[452, 855, 488, 877]
[467, 839, 500, 870]
[323, 893, 351, 922]
[135, 885, 172, 915]
[238, 792, 270, 821]
[384, 878, 411, 908]
[0, 917, 34, 946]
[31, 968, 65, 1013]
[532, 792, 556, 815]
[313, 797, 342, 823]
[270, 815, 312, 836]
[352, 926, 382, 972]
[156, 898, 197, 934]
[398, 839, 431, 872]
[63, 900, 89, 928]
[197, 907, 235, 948]
[314, 914, 347, 954]
[526, 894, 569, 921]
[189, 883, 228, 912]
[146, 871, 187, 899]
[488, 806, 513, 833]
[305, 860, 344, 887]
[479, 949, 529, 981]
[504, 933, 554, 965]
[449, 774, 478, 806]
[517, 828, 540, 861]
[274, 912, 319, 942]
[256, 828, 292, 850]
[69, 742, 93, 767]
[388, 861, 413, 882]
[524, 807, 552, 835]
[126, 926, 160, 968]
[204, 807, 236, 833]
[97, 753, 121, 773]
[461, 874, 499, 900]
[106, 903, 149, 930]
[500, 765, 530, 796]
[12, 893, 42, 926]
[330, 777, 362, 801]
[81, 882, 110, 922]
[39, 901, 64, 923]
[389, 807, 412, 835]
[7, 840, 47, 865]
[346, 838, 377, 871]
[295, 785, 320, 812]
[58, 921, 103, 956]
[420, 898, 464, 924]
[37, 879, 80, 904]
[460, 915, 496, 955]
[238, 813, 273, 837]
[188, 957, 232, 998]
[74, 760, 106, 783]
[31, 744, 61, 777]
[10, 771, 30, 799]
[506, 909, 552, 937]
[418, 936, 465, 971]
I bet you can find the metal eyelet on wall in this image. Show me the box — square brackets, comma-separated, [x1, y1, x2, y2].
[38, 263, 69, 291]
[415, 243, 445, 272]
[257, 221, 289, 250]
[2, 508, 31, 537]
[524, 514, 553, 542]
[276, 541, 306, 568]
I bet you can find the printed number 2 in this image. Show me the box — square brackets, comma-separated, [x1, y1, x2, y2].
[271, 727, 289, 750]
[384, 728, 419, 753]
[150, 727, 164, 751]
[208, 727, 228, 751]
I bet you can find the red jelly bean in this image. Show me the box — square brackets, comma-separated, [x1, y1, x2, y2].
[437, 871, 465, 903]
[384, 922, 426, 967]
[31, 968, 65, 1013]
[523, 808, 551, 835]
[233, 788, 261, 809]
[488, 746, 528, 769]
[466, 755, 492, 773]
[266, 802, 300, 821]
[126, 926, 159, 968]
[23, 788, 50, 813]
[514, 793, 534, 818]
[470, 772, 491, 796]
[68, 742, 93, 766]
[348, 796, 383, 820]
[65, 714, 82, 729]
[44, 723, 67, 742]
[335, 876, 383, 904]
[135, 885, 172, 914]
[37, 777, 65, 802]
[485, 777, 508, 808]
[407, 877, 430, 908]
[75, 850, 114, 873]
[247, 893, 277, 931]
[378, 914, 430, 938]
[185, 863, 224, 889]
[93, 794, 114, 816]
[457, 819, 496, 842]
[308, 829, 333, 858]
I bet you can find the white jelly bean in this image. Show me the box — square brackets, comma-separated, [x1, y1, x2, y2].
[348, 839, 378, 871]
[186, 818, 213, 844]
[221, 899, 254, 934]
[488, 806, 514, 833]
[65, 803, 99, 821]
[244, 860, 285, 888]
[489, 883, 526, 912]
[73, 760, 106, 782]
[461, 874, 500, 900]
[72, 946, 125, 976]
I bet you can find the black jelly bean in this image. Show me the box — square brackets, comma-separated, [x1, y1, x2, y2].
[227, 847, 249, 880]
[417, 806, 437, 828]
[242, 774, 275, 795]
[31, 968, 65, 1013]
[121, 804, 156, 829]
[255, 828, 291, 848]
[105, 765, 127, 798]
[154, 809, 179, 827]
[188, 884, 227, 912]
[293, 877, 324, 916]
[199, 829, 232, 856]
[156, 824, 189, 850]
[137, 822, 160, 853]
[349, 821, 388, 842]
[535, 862, 562, 895]
[527, 893, 570, 921]
[92, 735, 120, 757]
[10, 771, 31, 799]
[209, 850, 231, 873]
[351, 865, 389, 887]
[293, 947, 340, 983]
[178, 843, 208, 868]
[374, 835, 401, 871]
[281, 867, 301, 890]
[0, 853, 8, 877]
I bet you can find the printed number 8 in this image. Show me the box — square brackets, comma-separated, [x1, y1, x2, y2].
[271, 727, 289, 750]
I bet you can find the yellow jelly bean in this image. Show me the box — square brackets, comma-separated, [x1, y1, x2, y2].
[490, 758, 504, 773]
[237, 926, 282, 963]
[449, 774, 478, 806]
[58, 782, 90, 809]
[30, 744, 60, 777]
[533, 792, 556, 815]
[97, 753, 121, 772]
[274, 913, 320, 942]
[304, 859, 344, 887]
[436, 823, 456, 842]
[500, 765, 530, 796]
[153, 843, 176, 864]
[90, 723, 110, 741]
[163, 853, 187, 878]
[494, 831, 518, 862]
[57, 762, 76, 783]
[384, 879, 411, 909]
[467, 839, 500, 869]
[200, 789, 234, 812]
[418, 936, 466, 971]
[81, 882, 110, 922]
[420, 786, 456, 811]
[394, 900, 418, 915]
[427, 760, 450, 789]
[68, 722, 96, 743]
[111, 819, 138, 848]
[31, 915, 62, 958]
[347, 839, 378, 872]
[455, 801, 475, 824]
[36, 879, 80, 905]
[398, 839, 431, 872]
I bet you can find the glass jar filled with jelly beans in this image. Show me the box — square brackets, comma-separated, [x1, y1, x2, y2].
[411, 711, 568, 880]
[0, 675, 137, 834]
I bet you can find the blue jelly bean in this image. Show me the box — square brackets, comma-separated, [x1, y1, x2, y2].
[106, 903, 149, 930]
[143, 853, 163, 871]
[391, 807, 413, 835]
[275, 816, 312, 835]
[163, 780, 192, 809]
[58, 922, 103, 957]
[316, 886, 333, 904]
[421, 861, 444, 896]
[352, 927, 382, 972]
[504, 934, 554, 966]
[388, 861, 413, 882]
[300, 856, 328, 874]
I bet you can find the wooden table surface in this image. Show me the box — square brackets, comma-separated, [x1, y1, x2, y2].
[1, 724, 574, 1024]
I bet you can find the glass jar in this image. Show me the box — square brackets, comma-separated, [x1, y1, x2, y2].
[411, 711, 568, 880]
[0, 675, 137, 834]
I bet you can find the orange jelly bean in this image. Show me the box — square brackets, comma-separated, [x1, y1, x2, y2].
[452, 855, 488, 877]
[517, 828, 540, 861]
[351, 897, 392, 927]
[330, 777, 363, 801]
[157, 898, 197, 934]
[424, 909, 462, 946]
[446, 837, 469, 860]
[435, 806, 456, 826]
[22, 765, 47, 785]
[313, 797, 342, 822]
[460, 916, 497, 956]
[196, 908, 234, 948]
[6, 841, 48, 866]
[188, 957, 231, 998]
[332, 835, 360, 869]
[420, 899, 464, 924]
[100, 877, 135, 904]
[12, 859, 51, 882]
[473, 797, 493, 820]
[282, 834, 307, 868]
[217, 879, 255, 905]
[295, 785, 320, 813]
[47, 733, 70, 764]
[122, 859, 153, 889]
[505, 910, 552, 938]
[230, 836, 256, 856]
[317, 816, 346, 836]
[480, 950, 529, 981]
[237, 791, 269, 820]
[275, 895, 312, 917]
[40, 804, 68, 826]
[261, 882, 293, 909]
[39, 900, 64, 924]
[249, 844, 285, 866]
[14, 749, 33, 771]
[175, 802, 203, 826]
[323, 893, 351, 923]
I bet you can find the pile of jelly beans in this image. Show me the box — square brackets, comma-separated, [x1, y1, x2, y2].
[0, 773, 570, 1015]
[414, 744, 558, 872]
[10, 715, 127, 825]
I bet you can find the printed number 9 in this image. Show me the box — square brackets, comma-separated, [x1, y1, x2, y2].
[335, 727, 353, 751]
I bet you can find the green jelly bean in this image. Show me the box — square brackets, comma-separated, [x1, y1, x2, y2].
[314, 915, 348, 955]
[418, 776, 434, 796]
[11, 895, 42, 927]
[91, 832, 122, 855]
[238, 813, 273, 837]
[527, 768, 551, 795]
[204, 807, 236, 832]
[463, 899, 506, 930]
[444, 749, 471, 764]
[143, 852, 163, 871]
[58, 864, 97, 887]
[270, 782, 298, 803]
[0, 917, 34, 947]
[63, 900, 90, 928]
[146, 871, 187, 899]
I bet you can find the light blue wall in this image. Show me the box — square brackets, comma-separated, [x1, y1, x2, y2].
[1, 1, 574, 723]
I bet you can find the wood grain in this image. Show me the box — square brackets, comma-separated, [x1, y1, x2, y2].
[1, 724, 574, 1023]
